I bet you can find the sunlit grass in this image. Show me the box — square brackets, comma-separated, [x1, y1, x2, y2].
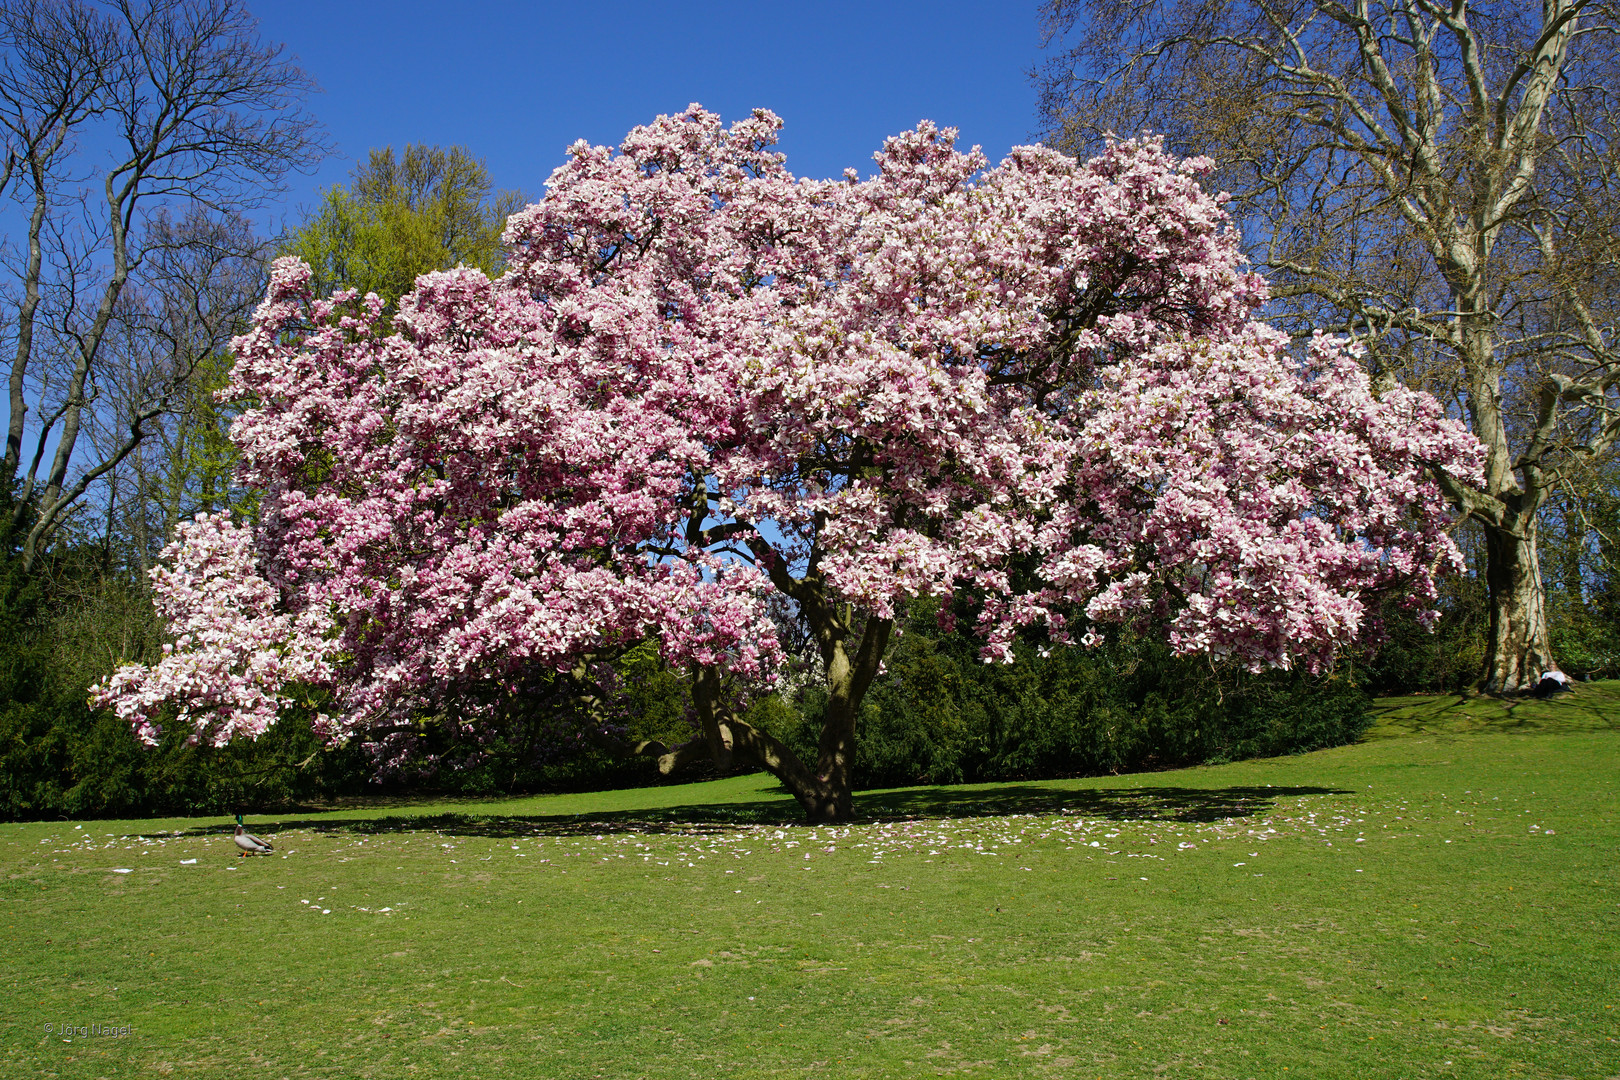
[3, 683, 1617, 1078]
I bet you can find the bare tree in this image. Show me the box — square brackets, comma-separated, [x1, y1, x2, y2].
[0, 0, 110, 491]
[1038, 0, 1620, 693]
[93, 207, 267, 572]
[0, 0, 325, 570]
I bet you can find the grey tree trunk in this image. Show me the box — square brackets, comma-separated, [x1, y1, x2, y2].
[1481, 516, 1555, 695]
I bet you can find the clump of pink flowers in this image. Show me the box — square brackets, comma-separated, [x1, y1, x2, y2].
[95, 105, 1481, 786]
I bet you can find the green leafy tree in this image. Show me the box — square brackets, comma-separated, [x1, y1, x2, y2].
[282, 144, 526, 308]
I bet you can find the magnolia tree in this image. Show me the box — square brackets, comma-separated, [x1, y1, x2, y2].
[95, 106, 1483, 820]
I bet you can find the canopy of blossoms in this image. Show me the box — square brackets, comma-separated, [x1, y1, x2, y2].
[95, 107, 1481, 807]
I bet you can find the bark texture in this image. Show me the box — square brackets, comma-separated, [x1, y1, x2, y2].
[1483, 521, 1555, 692]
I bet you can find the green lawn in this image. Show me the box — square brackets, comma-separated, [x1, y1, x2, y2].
[3, 685, 1618, 1079]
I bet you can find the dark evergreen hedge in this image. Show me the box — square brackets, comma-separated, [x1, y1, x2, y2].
[764, 603, 1371, 792]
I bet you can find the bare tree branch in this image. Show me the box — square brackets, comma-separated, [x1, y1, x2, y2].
[0, 0, 328, 571]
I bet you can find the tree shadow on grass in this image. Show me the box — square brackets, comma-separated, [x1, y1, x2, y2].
[857, 783, 1349, 824]
[1363, 680, 1620, 740]
[184, 782, 1350, 840]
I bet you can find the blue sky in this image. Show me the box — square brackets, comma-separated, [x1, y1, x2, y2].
[254, 1, 1049, 220]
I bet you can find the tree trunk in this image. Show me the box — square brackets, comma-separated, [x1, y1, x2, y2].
[662, 612, 892, 823]
[1455, 298, 1560, 697]
[798, 613, 891, 821]
[3, 169, 51, 490]
[686, 658, 862, 823]
[806, 701, 856, 819]
[1480, 516, 1556, 695]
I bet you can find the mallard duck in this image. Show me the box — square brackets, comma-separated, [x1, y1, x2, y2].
[234, 824, 274, 857]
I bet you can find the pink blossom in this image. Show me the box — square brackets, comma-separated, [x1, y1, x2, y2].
[99, 106, 1482, 763]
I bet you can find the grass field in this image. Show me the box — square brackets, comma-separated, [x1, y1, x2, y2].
[3, 685, 1618, 1079]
